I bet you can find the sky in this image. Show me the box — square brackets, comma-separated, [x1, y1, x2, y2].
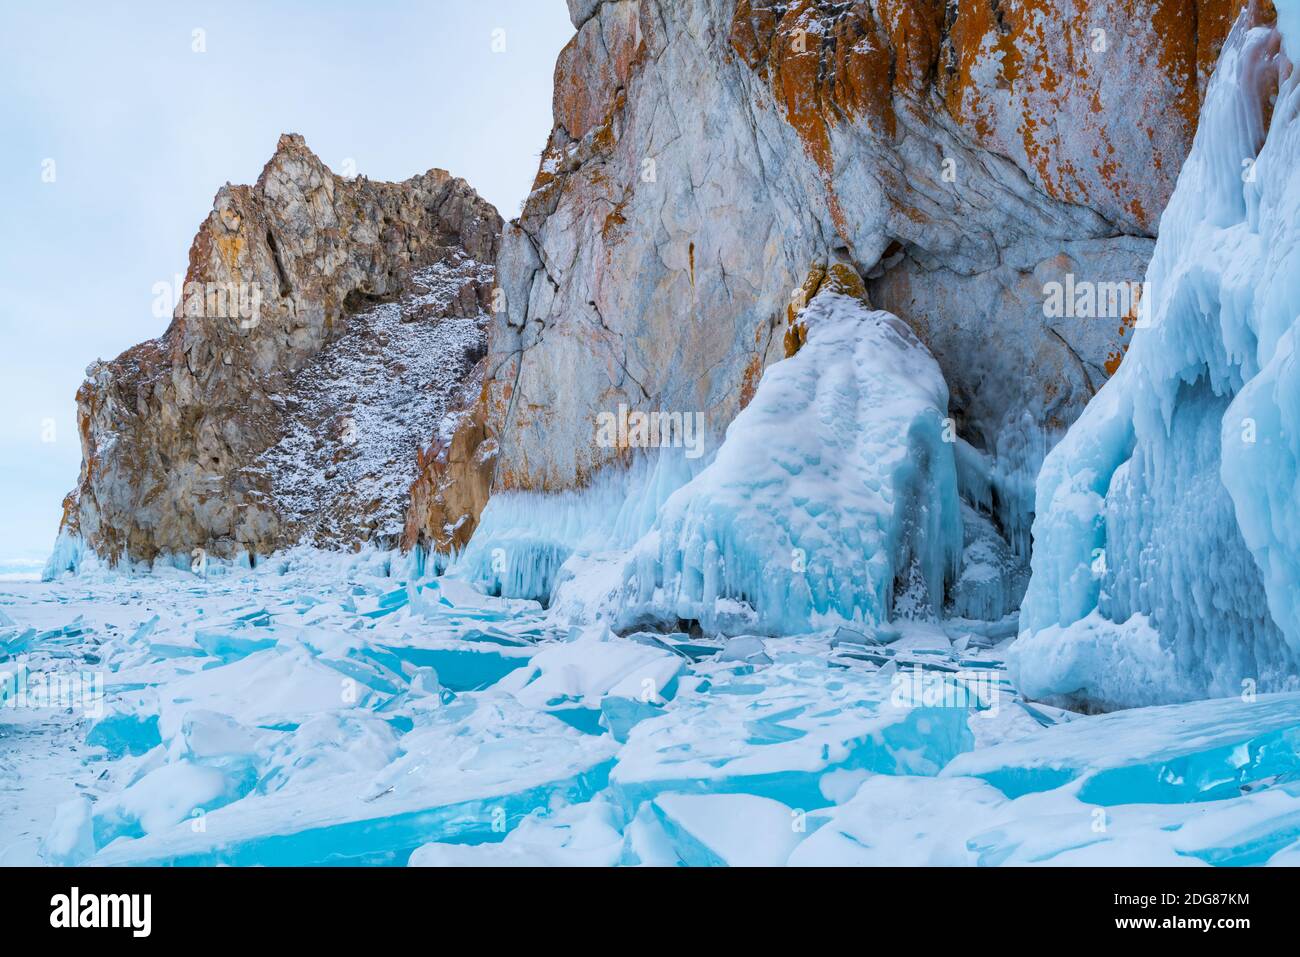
[0, 0, 573, 568]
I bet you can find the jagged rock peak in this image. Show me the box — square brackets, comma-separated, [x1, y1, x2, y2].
[54, 134, 503, 568]
[567, 0, 608, 29]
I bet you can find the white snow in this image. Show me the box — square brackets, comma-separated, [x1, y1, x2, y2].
[255, 254, 493, 547]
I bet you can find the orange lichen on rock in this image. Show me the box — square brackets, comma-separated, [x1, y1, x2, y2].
[729, 0, 1265, 234]
[1103, 282, 1150, 375]
[214, 232, 246, 277]
[553, 4, 646, 141]
[731, 0, 938, 174]
[783, 262, 827, 357]
[739, 353, 764, 409]
[602, 199, 629, 240]
[939, 0, 1260, 234]
[522, 6, 647, 228]
[823, 262, 869, 300]
[1104, 348, 1126, 376]
[784, 262, 869, 357]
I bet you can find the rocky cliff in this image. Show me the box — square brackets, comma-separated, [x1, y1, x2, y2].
[61, 1, 1257, 576]
[409, 0, 1254, 562]
[54, 135, 500, 568]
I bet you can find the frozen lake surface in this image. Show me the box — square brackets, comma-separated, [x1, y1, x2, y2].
[3, 549, 1299, 867]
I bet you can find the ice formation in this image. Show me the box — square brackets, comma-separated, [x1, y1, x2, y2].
[14, 1, 1300, 874]
[461, 291, 964, 638]
[1014, 14, 1300, 708]
[7, 549, 1300, 867]
[621, 293, 962, 635]
[947, 504, 1031, 624]
[450, 450, 702, 604]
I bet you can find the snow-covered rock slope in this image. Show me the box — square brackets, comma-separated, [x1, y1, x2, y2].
[1013, 8, 1300, 709]
[51, 135, 501, 570]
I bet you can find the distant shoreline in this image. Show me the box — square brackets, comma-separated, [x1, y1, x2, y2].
[0, 558, 44, 583]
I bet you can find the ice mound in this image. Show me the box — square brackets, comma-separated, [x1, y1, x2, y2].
[944, 691, 1300, 804]
[155, 644, 372, 739]
[789, 775, 1009, 866]
[627, 793, 806, 867]
[1007, 611, 1177, 711]
[619, 292, 961, 635]
[1016, 14, 1300, 707]
[496, 625, 683, 711]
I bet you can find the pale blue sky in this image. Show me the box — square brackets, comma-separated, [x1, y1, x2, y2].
[0, 0, 572, 564]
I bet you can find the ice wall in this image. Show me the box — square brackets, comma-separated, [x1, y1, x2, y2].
[450, 452, 702, 603]
[42, 530, 89, 581]
[1014, 14, 1300, 708]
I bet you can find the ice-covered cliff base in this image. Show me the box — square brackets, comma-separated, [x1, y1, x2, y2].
[5, 552, 1300, 867]
[455, 291, 1021, 639]
[1014, 17, 1300, 708]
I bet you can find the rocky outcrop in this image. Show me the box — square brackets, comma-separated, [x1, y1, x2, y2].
[61, 2, 1263, 575]
[431, 0, 1253, 564]
[401, 366, 496, 556]
[58, 135, 501, 565]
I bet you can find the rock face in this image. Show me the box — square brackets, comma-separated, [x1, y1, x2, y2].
[58, 135, 501, 565]
[441, 0, 1253, 566]
[62, 2, 1260, 575]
